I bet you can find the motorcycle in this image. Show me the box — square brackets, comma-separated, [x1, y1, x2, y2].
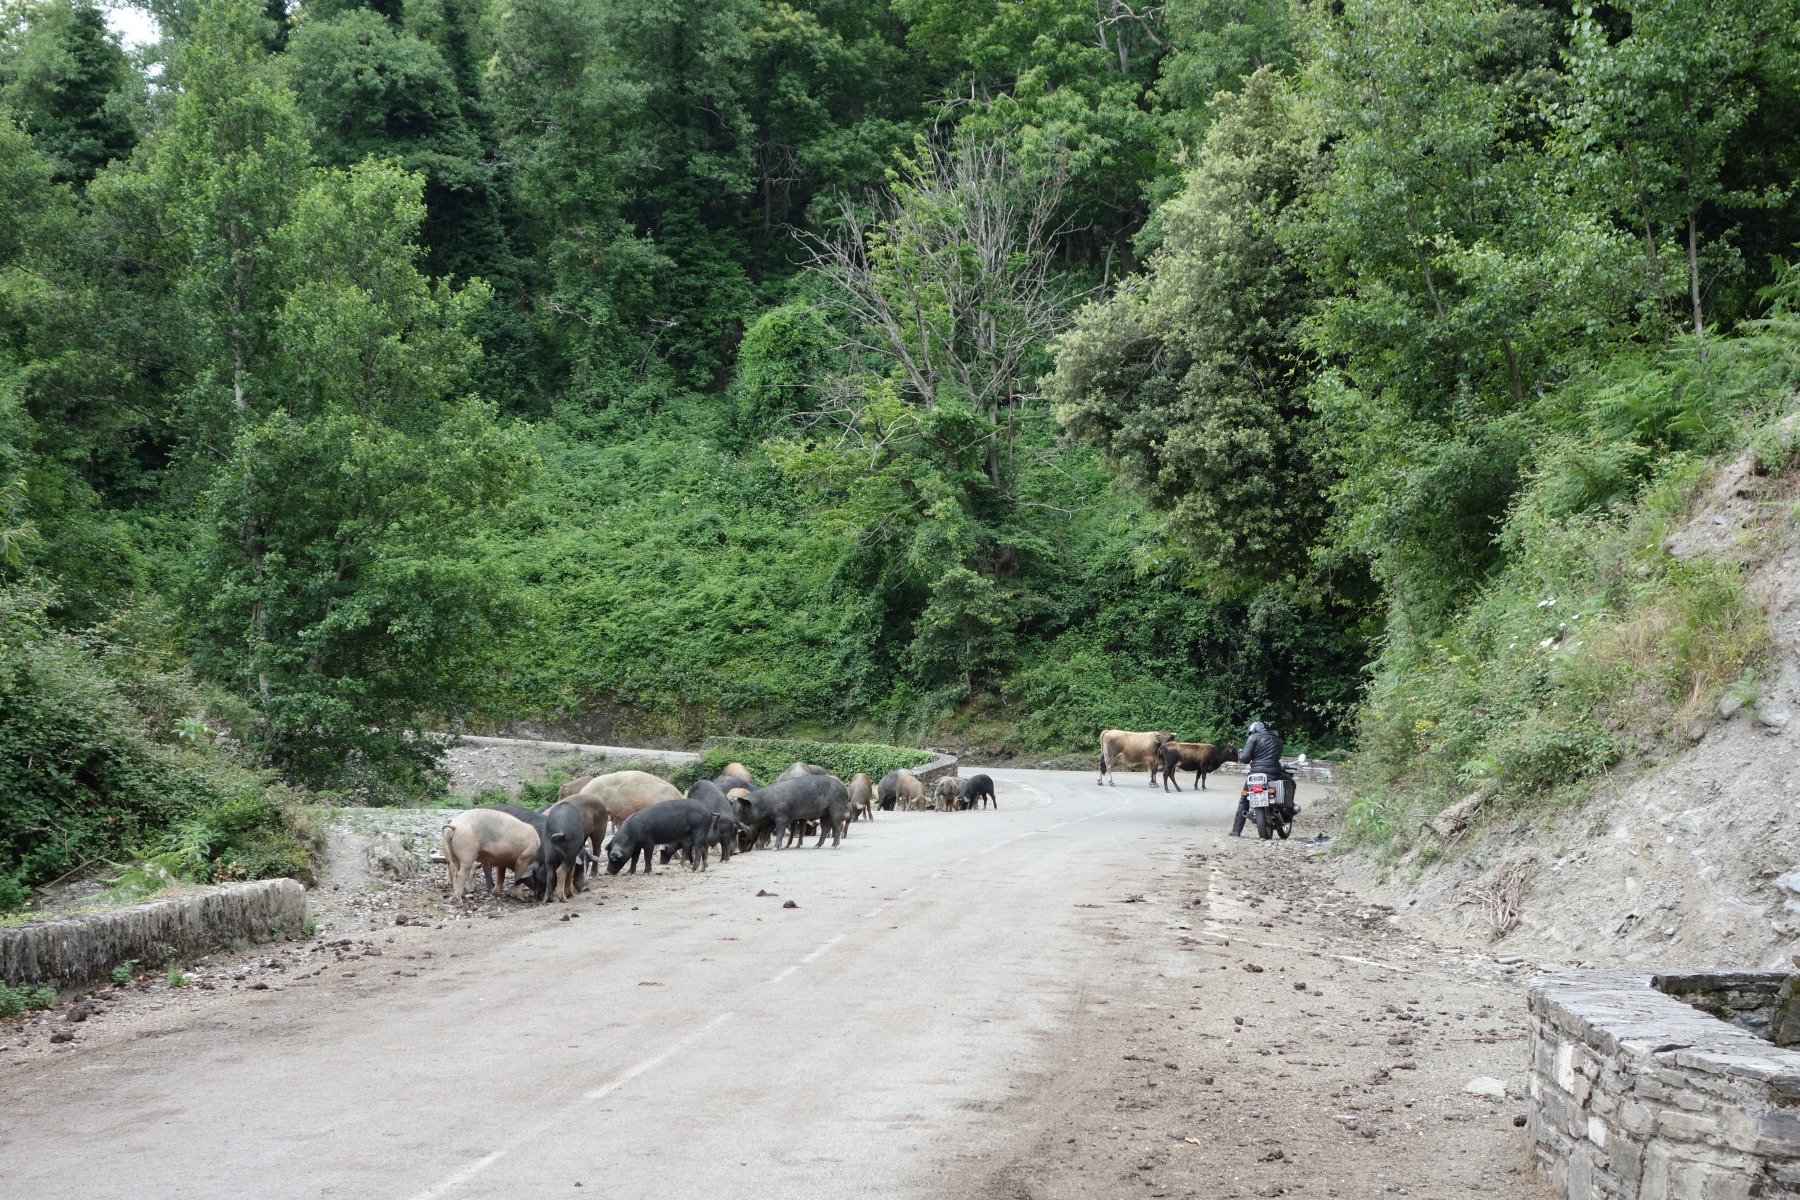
[1241, 771, 1296, 840]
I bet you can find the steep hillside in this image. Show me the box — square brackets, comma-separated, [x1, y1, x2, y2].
[1354, 447, 1800, 968]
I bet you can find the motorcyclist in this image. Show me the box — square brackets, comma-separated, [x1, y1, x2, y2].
[1229, 720, 1294, 836]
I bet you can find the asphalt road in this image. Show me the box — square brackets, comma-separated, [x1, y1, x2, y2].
[1, 768, 1325, 1199]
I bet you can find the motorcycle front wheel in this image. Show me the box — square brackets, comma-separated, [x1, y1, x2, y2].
[1252, 807, 1272, 840]
[1275, 817, 1292, 840]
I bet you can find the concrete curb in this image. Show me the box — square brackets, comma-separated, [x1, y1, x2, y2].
[1, 879, 307, 992]
[438, 733, 700, 766]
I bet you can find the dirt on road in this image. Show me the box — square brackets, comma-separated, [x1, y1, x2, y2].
[955, 814, 1539, 1200]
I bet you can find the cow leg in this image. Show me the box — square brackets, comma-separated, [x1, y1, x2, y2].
[1197, 770, 1207, 791]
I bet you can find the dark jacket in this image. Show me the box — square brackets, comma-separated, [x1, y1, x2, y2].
[1239, 729, 1285, 775]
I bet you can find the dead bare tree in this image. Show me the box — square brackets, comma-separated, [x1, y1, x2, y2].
[792, 135, 1075, 490]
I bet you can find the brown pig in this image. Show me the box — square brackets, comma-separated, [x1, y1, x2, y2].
[556, 774, 596, 800]
[931, 775, 960, 811]
[893, 770, 926, 811]
[847, 772, 874, 822]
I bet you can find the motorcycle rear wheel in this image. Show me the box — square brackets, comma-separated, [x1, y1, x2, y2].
[1252, 807, 1272, 840]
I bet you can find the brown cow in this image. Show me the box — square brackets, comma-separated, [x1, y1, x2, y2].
[1159, 741, 1237, 792]
[1097, 729, 1177, 786]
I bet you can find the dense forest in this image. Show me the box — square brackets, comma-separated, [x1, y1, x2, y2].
[3, 0, 1800, 900]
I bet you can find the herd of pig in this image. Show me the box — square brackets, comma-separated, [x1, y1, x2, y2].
[440, 761, 998, 904]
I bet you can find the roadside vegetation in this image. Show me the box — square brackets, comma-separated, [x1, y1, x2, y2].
[1, 0, 1798, 908]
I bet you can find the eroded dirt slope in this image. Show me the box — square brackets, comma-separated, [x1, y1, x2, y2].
[1354, 448, 1800, 972]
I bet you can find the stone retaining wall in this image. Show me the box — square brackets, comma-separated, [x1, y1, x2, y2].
[0, 879, 307, 993]
[1527, 968, 1800, 1199]
[1214, 756, 1338, 784]
[912, 752, 958, 790]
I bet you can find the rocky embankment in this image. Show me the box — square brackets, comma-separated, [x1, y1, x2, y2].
[1357, 449, 1800, 973]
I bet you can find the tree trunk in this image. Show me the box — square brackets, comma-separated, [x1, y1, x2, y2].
[1501, 338, 1525, 408]
[1687, 212, 1704, 343]
[1624, 141, 1666, 305]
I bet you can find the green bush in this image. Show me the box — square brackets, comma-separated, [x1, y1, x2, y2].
[0, 586, 318, 910]
[0, 982, 57, 1017]
[691, 737, 934, 788]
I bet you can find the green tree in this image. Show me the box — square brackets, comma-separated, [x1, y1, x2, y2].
[1154, 0, 1297, 154]
[189, 159, 535, 788]
[1051, 69, 1324, 585]
[898, 0, 1175, 276]
[1297, 0, 1637, 631]
[284, 7, 512, 283]
[0, 0, 139, 186]
[1557, 0, 1800, 341]
[780, 132, 1075, 698]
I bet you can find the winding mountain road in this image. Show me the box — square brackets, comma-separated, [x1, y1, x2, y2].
[2, 769, 1528, 1199]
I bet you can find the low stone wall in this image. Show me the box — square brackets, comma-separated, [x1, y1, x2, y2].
[1213, 757, 1338, 784]
[1526, 968, 1800, 1199]
[0, 879, 307, 993]
[1656, 969, 1800, 1045]
[912, 752, 958, 789]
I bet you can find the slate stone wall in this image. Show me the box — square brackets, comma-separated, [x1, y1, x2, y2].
[1527, 969, 1800, 1199]
[0, 879, 308, 993]
[913, 752, 958, 790]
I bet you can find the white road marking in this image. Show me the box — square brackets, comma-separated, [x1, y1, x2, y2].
[584, 1011, 736, 1098]
[407, 1151, 507, 1200]
[407, 1012, 737, 1200]
[802, 936, 844, 964]
[768, 965, 800, 984]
